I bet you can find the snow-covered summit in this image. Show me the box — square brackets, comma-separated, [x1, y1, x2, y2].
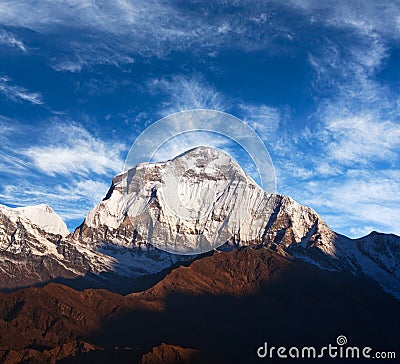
[0, 203, 69, 236]
[82, 146, 279, 254]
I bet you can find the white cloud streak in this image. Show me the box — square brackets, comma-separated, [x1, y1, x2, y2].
[300, 170, 400, 236]
[0, 0, 398, 75]
[0, 76, 43, 104]
[0, 117, 32, 175]
[321, 116, 400, 166]
[273, 111, 400, 236]
[291, 0, 400, 41]
[0, 29, 27, 51]
[0, 1, 291, 71]
[22, 123, 126, 177]
[0, 120, 125, 228]
[148, 75, 229, 115]
[238, 103, 281, 139]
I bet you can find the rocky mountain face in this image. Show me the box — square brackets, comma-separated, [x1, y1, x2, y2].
[0, 146, 399, 298]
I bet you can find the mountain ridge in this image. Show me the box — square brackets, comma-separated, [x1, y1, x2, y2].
[0, 146, 399, 298]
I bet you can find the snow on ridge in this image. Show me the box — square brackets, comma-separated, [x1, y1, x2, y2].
[0, 203, 69, 236]
[1, 146, 399, 297]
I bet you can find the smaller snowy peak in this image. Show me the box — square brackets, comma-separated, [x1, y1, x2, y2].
[0, 204, 69, 236]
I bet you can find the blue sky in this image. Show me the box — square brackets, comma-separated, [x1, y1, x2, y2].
[0, 0, 399, 237]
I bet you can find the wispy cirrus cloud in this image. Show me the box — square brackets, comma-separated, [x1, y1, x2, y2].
[147, 75, 283, 142]
[299, 0, 395, 115]
[0, 117, 30, 174]
[22, 122, 127, 177]
[271, 110, 400, 237]
[0, 151, 30, 175]
[0, 76, 43, 104]
[290, 0, 400, 41]
[272, 109, 400, 236]
[0, 120, 126, 229]
[147, 75, 229, 115]
[320, 115, 400, 166]
[0, 29, 27, 51]
[299, 169, 400, 236]
[0, 1, 296, 71]
[0, 0, 398, 76]
[0, 115, 17, 140]
[238, 103, 281, 140]
[0, 0, 217, 70]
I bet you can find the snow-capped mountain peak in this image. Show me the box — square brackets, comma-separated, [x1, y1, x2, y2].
[83, 146, 277, 254]
[0, 203, 69, 236]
